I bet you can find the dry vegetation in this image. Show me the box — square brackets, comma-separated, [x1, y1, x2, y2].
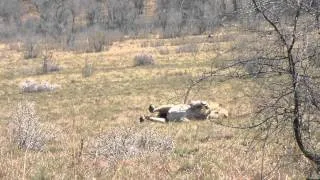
[0, 26, 311, 179]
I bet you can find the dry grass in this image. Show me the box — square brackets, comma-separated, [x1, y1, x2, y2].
[0, 26, 312, 179]
[176, 44, 199, 54]
[87, 127, 174, 168]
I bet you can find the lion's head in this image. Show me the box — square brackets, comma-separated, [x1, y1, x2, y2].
[187, 101, 211, 120]
[188, 101, 228, 120]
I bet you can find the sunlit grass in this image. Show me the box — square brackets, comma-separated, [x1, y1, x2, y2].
[0, 28, 309, 179]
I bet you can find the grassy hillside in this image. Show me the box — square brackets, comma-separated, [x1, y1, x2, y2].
[0, 27, 309, 179]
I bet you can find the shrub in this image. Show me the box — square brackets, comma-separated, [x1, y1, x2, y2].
[88, 31, 106, 52]
[176, 44, 199, 54]
[82, 59, 94, 78]
[72, 29, 122, 53]
[8, 101, 54, 151]
[244, 61, 261, 77]
[157, 46, 170, 55]
[86, 26, 118, 53]
[23, 38, 40, 59]
[133, 54, 155, 66]
[88, 127, 174, 166]
[140, 41, 149, 48]
[42, 52, 61, 73]
[8, 42, 22, 51]
[20, 80, 59, 93]
[150, 40, 165, 47]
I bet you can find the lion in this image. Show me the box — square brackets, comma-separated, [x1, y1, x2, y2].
[140, 100, 228, 123]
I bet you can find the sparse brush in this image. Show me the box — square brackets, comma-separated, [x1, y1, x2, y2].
[20, 80, 59, 93]
[244, 61, 262, 77]
[82, 59, 94, 78]
[140, 41, 149, 48]
[87, 127, 174, 166]
[88, 31, 105, 52]
[42, 52, 61, 74]
[8, 101, 54, 151]
[23, 38, 40, 59]
[86, 27, 115, 53]
[157, 46, 170, 55]
[150, 40, 165, 47]
[133, 54, 155, 66]
[176, 44, 199, 54]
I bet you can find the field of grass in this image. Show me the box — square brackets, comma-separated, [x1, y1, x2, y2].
[0, 27, 310, 179]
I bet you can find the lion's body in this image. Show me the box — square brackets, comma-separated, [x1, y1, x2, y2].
[140, 100, 227, 123]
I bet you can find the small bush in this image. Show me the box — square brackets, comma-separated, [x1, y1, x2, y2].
[157, 46, 170, 55]
[9, 42, 22, 51]
[23, 38, 40, 59]
[20, 80, 59, 93]
[86, 27, 118, 53]
[244, 61, 261, 77]
[73, 30, 121, 53]
[82, 59, 94, 78]
[8, 101, 54, 151]
[150, 40, 165, 47]
[88, 31, 106, 52]
[176, 44, 199, 54]
[140, 41, 149, 48]
[42, 53, 61, 73]
[133, 54, 155, 66]
[88, 127, 174, 166]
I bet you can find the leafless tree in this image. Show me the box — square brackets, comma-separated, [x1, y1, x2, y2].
[250, 0, 320, 173]
[185, 0, 320, 177]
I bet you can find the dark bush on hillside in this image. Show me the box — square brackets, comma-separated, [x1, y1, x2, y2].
[134, 53, 155, 66]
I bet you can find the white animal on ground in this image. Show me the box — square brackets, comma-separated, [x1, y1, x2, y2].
[140, 100, 228, 123]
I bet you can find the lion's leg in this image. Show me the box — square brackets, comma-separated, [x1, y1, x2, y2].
[140, 104, 174, 123]
[149, 104, 173, 120]
[139, 115, 167, 123]
[147, 116, 167, 123]
[181, 117, 190, 122]
[149, 104, 173, 114]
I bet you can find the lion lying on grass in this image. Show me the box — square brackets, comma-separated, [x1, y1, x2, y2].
[140, 100, 228, 123]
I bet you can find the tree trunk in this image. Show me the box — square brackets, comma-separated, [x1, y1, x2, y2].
[221, 0, 226, 13]
[288, 47, 320, 175]
[232, 0, 238, 12]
